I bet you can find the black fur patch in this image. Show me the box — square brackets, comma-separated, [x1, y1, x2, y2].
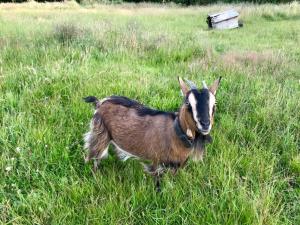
[163, 161, 181, 169]
[83, 96, 98, 103]
[196, 133, 213, 144]
[107, 96, 176, 118]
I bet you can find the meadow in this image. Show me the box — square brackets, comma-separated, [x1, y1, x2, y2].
[0, 1, 299, 224]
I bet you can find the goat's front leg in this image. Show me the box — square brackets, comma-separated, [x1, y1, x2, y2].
[153, 164, 166, 192]
[143, 163, 165, 192]
[154, 173, 163, 192]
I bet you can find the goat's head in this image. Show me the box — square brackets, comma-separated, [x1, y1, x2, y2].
[178, 77, 221, 135]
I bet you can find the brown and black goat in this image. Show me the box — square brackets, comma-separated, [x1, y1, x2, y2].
[83, 77, 221, 191]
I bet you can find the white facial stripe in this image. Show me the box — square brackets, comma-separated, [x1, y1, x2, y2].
[208, 93, 216, 117]
[188, 93, 201, 129]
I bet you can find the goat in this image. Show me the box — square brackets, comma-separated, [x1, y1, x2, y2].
[83, 77, 221, 191]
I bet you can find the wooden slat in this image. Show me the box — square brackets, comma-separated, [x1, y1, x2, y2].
[210, 10, 239, 23]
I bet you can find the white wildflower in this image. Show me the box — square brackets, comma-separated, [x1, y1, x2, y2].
[5, 166, 12, 172]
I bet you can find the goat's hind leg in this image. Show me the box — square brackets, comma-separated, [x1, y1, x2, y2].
[84, 112, 110, 171]
[92, 145, 109, 172]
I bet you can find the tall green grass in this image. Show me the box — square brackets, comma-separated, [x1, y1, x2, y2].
[0, 2, 299, 224]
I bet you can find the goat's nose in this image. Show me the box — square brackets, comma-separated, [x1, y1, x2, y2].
[200, 121, 210, 130]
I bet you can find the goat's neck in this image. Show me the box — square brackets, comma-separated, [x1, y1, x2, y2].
[178, 106, 196, 140]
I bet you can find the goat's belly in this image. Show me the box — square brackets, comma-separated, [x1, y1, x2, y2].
[110, 137, 171, 162]
[111, 141, 141, 161]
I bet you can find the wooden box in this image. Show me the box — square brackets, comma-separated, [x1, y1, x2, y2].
[207, 9, 239, 30]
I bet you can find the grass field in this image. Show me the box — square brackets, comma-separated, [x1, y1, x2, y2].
[0, 1, 300, 224]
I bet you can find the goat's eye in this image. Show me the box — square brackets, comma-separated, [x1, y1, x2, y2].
[185, 101, 192, 112]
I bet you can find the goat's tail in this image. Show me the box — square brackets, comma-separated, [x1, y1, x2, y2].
[83, 96, 99, 108]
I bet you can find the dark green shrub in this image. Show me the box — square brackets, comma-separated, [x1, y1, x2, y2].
[53, 23, 82, 44]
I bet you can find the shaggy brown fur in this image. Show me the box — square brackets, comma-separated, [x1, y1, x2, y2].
[85, 100, 194, 167]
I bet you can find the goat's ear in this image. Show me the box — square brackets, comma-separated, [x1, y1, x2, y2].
[209, 77, 222, 95]
[178, 77, 189, 96]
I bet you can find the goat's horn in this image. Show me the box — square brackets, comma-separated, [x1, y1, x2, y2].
[185, 79, 197, 90]
[202, 80, 208, 89]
